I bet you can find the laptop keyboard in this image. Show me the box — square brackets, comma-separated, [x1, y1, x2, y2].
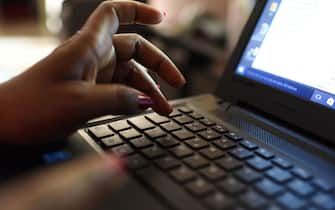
[85, 105, 335, 210]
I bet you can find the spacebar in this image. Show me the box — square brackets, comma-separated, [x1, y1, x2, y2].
[135, 166, 207, 210]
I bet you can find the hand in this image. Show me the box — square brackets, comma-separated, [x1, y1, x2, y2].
[0, 1, 186, 144]
[0, 155, 128, 210]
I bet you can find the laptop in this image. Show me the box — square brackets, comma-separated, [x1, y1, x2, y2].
[66, 0, 335, 209]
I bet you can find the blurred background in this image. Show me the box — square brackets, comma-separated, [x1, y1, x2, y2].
[0, 0, 255, 98]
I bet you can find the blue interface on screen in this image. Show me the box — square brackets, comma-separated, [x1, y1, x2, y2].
[235, 0, 335, 110]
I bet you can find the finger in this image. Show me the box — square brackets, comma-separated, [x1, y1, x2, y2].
[84, 0, 164, 33]
[80, 0, 164, 66]
[0, 155, 127, 210]
[114, 60, 172, 115]
[112, 33, 186, 88]
[79, 84, 152, 119]
[54, 1, 164, 74]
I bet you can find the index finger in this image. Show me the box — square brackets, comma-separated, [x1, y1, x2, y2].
[78, 1, 164, 68]
[113, 34, 186, 88]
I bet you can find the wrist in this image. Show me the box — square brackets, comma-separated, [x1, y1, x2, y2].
[0, 81, 19, 144]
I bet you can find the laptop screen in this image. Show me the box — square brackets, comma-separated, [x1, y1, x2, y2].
[235, 0, 335, 110]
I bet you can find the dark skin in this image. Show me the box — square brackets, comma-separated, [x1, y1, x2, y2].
[0, 1, 186, 209]
[0, 0, 185, 145]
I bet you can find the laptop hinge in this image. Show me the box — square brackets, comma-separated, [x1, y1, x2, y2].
[223, 99, 335, 151]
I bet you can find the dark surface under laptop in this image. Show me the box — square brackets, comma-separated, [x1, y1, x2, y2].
[1, 0, 335, 210]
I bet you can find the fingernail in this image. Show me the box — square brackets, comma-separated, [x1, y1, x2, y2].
[178, 76, 187, 87]
[103, 154, 128, 173]
[138, 92, 148, 97]
[137, 95, 153, 110]
[88, 155, 127, 189]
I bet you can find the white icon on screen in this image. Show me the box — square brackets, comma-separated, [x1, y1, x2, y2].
[246, 47, 259, 61]
[327, 98, 335, 106]
[315, 94, 322, 100]
[260, 23, 270, 35]
[252, 23, 270, 42]
[237, 66, 245, 74]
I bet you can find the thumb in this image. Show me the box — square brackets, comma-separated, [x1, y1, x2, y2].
[0, 154, 127, 210]
[80, 84, 153, 119]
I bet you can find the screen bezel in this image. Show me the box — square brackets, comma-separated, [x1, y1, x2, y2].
[215, 0, 334, 146]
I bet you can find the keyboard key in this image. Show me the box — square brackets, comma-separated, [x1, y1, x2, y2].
[185, 137, 209, 150]
[213, 138, 236, 150]
[218, 177, 246, 195]
[216, 156, 243, 171]
[174, 115, 194, 125]
[256, 148, 275, 159]
[247, 156, 272, 171]
[145, 113, 170, 124]
[178, 106, 193, 113]
[225, 132, 243, 141]
[240, 140, 258, 150]
[200, 165, 226, 181]
[136, 166, 205, 210]
[128, 116, 155, 130]
[130, 137, 153, 149]
[203, 192, 233, 210]
[172, 129, 195, 141]
[185, 178, 215, 197]
[109, 120, 131, 131]
[235, 167, 262, 183]
[266, 205, 283, 210]
[169, 110, 182, 118]
[185, 122, 207, 132]
[170, 145, 194, 158]
[312, 193, 335, 210]
[255, 179, 284, 196]
[240, 190, 267, 209]
[266, 167, 293, 183]
[229, 147, 254, 160]
[142, 146, 166, 159]
[277, 193, 305, 210]
[144, 127, 166, 139]
[199, 129, 221, 141]
[313, 178, 334, 192]
[155, 156, 181, 170]
[160, 121, 182, 132]
[127, 154, 149, 170]
[288, 179, 315, 197]
[305, 208, 318, 210]
[200, 146, 225, 160]
[119, 129, 142, 140]
[170, 166, 197, 183]
[111, 144, 134, 156]
[212, 125, 229, 134]
[272, 157, 293, 169]
[291, 167, 312, 180]
[189, 112, 204, 120]
[88, 125, 114, 139]
[234, 206, 247, 210]
[184, 155, 210, 169]
[155, 135, 180, 148]
[200, 118, 216, 126]
[101, 135, 124, 147]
